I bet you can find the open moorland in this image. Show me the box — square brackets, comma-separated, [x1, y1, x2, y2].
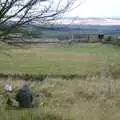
[0, 43, 120, 120]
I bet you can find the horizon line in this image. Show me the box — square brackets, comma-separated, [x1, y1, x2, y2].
[59, 16, 120, 19]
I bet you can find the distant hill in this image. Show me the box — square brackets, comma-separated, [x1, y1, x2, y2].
[1, 18, 120, 40]
[48, 17, 120, 25]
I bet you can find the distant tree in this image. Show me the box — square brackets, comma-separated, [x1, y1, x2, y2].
[0, 0, 84, 42]
[98, 34, 104, 42]
[105, 36, 112, 43]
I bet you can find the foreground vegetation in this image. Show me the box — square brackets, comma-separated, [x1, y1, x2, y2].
[0, 43, 120, 120]
[1, 76, 120, 120]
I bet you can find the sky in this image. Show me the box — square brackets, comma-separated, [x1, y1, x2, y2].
[65, 0, 120, 18]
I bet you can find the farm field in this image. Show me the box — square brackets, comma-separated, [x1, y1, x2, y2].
[0, 43, 120, 75]
[0, 43, 120, 120]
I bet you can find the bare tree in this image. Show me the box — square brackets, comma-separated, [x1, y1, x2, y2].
[0, 0, 84, 41]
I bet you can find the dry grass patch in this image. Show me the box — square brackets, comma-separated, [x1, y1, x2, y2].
[1, 75, 120, 120]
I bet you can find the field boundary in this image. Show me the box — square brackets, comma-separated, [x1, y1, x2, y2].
[0, 72, 119, 81]
[0, 73, 89, 81]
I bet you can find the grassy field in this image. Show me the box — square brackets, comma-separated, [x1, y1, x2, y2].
[0, 43, 120, 75]
[0, 43, 120, 120]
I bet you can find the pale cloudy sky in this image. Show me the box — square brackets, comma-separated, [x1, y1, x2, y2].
[66, 0, 120, 18]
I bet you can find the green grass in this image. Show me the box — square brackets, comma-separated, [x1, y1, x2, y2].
[0, 43, 120, 75]
[0, 43, 120, 120]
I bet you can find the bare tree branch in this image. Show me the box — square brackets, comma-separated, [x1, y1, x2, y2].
[0, 0, 84, 40]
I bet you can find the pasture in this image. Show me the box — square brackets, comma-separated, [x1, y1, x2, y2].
[0, 43, 120, 120]
[0, 43, 120, 75]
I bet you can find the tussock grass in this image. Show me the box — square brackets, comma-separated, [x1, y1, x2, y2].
[0, 75, 120, 120]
